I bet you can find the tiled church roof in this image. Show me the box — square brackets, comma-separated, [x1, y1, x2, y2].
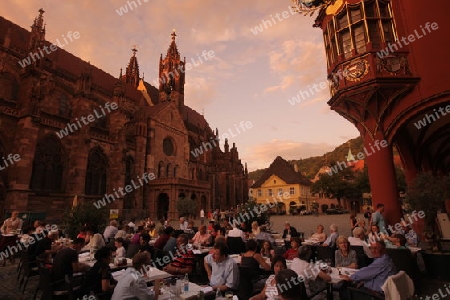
[251, 156, 312, 188]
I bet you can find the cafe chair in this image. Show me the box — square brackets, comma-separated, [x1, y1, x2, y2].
[19, 252, 39, 293]
[125, 244, 139, 259]
[236, 266, 255, 300]
[35, 263, 79, 300]
[350, 245, 373, 268]
[382, 270, 414, 300]
[385, 248, 417, 282]
[316, 246, 336, 267]
[227, 237, 245, 255]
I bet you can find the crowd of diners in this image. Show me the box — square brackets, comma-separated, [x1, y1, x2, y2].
[0, 208, 419, 300]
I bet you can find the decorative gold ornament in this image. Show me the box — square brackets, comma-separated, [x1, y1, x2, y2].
[344, 59, 370, 82]
[290, 0, 336, 16]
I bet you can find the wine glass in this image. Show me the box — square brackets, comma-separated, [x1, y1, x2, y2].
[337, 266, 342, 275]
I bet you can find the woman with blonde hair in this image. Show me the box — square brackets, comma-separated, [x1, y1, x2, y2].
[251, 221, 260, 237]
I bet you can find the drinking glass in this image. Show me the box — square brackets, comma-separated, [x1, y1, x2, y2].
[225, 291, 233, 299]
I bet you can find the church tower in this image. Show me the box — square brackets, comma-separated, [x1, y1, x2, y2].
[158, 30, 185, 108]
[29, 8, 46, 53]
[124, 46, 140, 88]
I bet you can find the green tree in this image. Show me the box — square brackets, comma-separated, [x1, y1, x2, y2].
[63, 203, 108, 239]
[311, 167, 360, 206]
[405, 172, 450, 229]
[177, 197, 197, 218]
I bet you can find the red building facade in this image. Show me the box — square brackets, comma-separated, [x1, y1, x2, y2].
[295, 0, 450, 226]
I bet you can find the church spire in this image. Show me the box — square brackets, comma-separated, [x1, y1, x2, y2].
[125, 46, 140, 88]
[158, 30, 185, 108]
[29, 8, 46, 53]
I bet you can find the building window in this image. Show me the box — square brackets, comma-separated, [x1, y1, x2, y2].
[85, 147, 108, 195]
[163, 138, 175, 156]
[257, 189, 262, 197]
[323, 0, 395, 66]
[59, 94, 71, 117]
[158, 161, 165, 178]
[166, 164, 172, 178]
[30, 136, 64, 192]
[0, 73, 19, 101]
[278, 188, 283, 196]
[125, 156, 133, 187]
[268, 189, 273, 197]
[174, 165, 179, 178]
[273, 180, 276, 184]
[290, 187, 295, 195]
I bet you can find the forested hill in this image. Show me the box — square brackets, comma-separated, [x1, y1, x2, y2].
[248, 136, 364, 181]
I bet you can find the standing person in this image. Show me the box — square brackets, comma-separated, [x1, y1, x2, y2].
[371, 204, 387, 233]
[349, 212, 358, 231]
[200, 208, 205, 225]
[1, 211, 23, 234]
[364, 207, 372, 224]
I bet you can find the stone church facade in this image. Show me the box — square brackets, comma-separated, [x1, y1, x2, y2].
[0, 10, 248, 220]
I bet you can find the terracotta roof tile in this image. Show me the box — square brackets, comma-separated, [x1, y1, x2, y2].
[251, 156, 312, 188]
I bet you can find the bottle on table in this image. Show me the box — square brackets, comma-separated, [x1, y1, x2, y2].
[183, 273, 189, 293]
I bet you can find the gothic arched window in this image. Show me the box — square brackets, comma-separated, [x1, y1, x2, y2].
[166, 164, 172, 178]
[30, 136, 64, 192]
[125, 156, 134, 187]
[0, 73, 19, 101]
[85, 148, 108, 195]
[174, 165, 179, 178]
[158, 161, 165, 178]
[59, 94, 71, 117]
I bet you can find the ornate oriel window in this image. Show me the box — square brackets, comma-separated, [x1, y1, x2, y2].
[324, 0, 395, 67]
[85, 148, 108, 195]
[30, 136, 64, 191]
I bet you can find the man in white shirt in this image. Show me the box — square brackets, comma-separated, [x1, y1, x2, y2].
[128, 218, 136, 233]
[200, 208, 205, 225]
[112, 252, 160, 300]
[179, 217, 188, 230]
[103, 220, 118, 243]
[204, 242, 239, 293]
[227, 225, 245, 241]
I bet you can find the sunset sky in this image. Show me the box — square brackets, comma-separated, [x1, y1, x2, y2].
[0, 0, 359, 171]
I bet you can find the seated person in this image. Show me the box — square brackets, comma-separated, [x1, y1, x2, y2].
[283, 237, 301, 260]
[251, 221, 261, 237]
[137, 233, 153, 254]
[190, 225, 212, 246]
[404, 225, 418, 247]
[163, 230, 180, 254]
[238, 221, 250, 233]
[386, 234, 408, 249]
[114, 237, 126, 257]
[340, 240, 396, 295]
[82, 247, 116, 299]
[179, 217, 188, 230]
[290, 245, 331, 296]
[275, 269, 309, 300]
[111, 252, 161, 300]
[227, 224, 245, 241]
[241, 239, 271, 272]
[255, 226, 275, 244]
[163, 234, 195, 275]
[52, 238, 89, 283]
[82, 229, 105, 251]
[114, 225, 129, 240]
[184, 220, 195, 235]
[367, 224, 387, 244]
[260, 240, 276, 260]
[322, 224, 338, 248]
[207, 220, 215, 234]
[154, 226, 173, 249]
[335, 235, 358, 269]
[147, 224, 157, 238]
[310, 225, 327, 243]
[1, 211, 23, 234]
[357, 220, 367, 233]
[34, 230, 61, 260]
[348, 227, 372, 258]
[222, 219, 233, 231]
[282, 222, 298, 239]
[103, 220, 118, 244]
[250, 256, 287, 300]
[130, 226, 143, 245]
[204, 242, 239, 293]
